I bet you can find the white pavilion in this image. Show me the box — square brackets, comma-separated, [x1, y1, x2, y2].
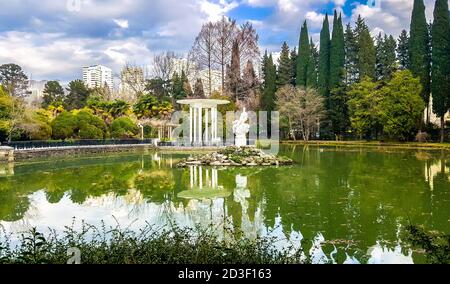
[177, 99, 230, 146]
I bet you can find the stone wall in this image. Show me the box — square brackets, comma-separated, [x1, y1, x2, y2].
[13, 144, 156, 161]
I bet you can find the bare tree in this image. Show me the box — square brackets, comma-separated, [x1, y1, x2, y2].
[152, 51, 177, 81]
[212, 16, 237, 93]
[191, 22, 217, 96]
[236, 22, 260, 68]
[276, 86, 325, 142]
[120, 63, 147, 101]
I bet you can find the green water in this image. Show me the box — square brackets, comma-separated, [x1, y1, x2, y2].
[0, 146, 449, 264]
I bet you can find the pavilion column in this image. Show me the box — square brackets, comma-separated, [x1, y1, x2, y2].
[205, 108, 209, 144]
[198, 107, 203, 145]
[189, 107, 193, 144]
[193, 107, 197, 144]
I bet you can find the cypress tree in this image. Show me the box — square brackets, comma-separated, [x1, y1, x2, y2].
[409, 0, 431, 111]
[431, 0, 450, 142]
[356, 17, 376, 79]
[290, 48, 298, 86]
[318, 14, 331, 97]
[277, 42, 292, 88]
[330, 12, 345, 89]
[397, 30, 410, 70]
[296, 21, 312, 87]
[308, 38, 319, 89]
[262, 53, 277, 112]
[344, 23, 358, 85]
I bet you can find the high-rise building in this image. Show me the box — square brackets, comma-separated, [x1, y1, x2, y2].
[82, 65, 114, 91]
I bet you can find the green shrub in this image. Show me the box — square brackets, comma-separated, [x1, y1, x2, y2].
[51, 112, 77, 140]
[75, 110, 108, 139]
[110, 117, 139, 139]
[0, 223, 307, 264]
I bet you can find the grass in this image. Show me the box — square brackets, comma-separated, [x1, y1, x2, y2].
[0, 221, 307, 265]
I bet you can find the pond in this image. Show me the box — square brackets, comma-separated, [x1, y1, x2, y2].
[0, 145, 449, 264]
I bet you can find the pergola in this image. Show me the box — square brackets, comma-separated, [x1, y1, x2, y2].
[177, 99, 230, 146]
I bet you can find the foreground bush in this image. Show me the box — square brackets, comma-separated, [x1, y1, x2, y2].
[0, 223, 306, 264]
[406, 225, 450, 264]
[110, 117, 139, 139]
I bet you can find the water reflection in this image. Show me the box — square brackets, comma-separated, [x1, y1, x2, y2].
[0, 146, 449, 264]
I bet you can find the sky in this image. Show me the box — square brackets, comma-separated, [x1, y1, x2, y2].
[0, 0, 446, 82]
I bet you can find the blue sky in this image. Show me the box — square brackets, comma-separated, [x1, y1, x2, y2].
[0, 0, 444, 82]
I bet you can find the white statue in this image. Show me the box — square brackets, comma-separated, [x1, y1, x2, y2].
[233, 108, 250, 147]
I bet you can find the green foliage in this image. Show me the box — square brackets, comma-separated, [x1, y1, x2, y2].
[276, 42, 292, 88]
[356, 17, 376, 80]
[296, 21, 316, 88]
[329, 85, 350, 139]
[0, 223, 308, 264]
[378, 70, 424, 140]
[409, 0, 431, 105]
[110, 117, 139, 139]
[51, 112, 78, 140]
[344, 23, 358, 85]
[76, 110, 108, 139]
[42, 81, 65, 109]
[397, 30, 410, 70]
[407, 225, 450, 264]
[51, 110, 107, 140]
[318, 14, 331, 98]
[64, 80, 91, 111]
[375, 34, 398, 81]
[0, 63, 29, 98]
[330, 12, 345, 88]
[261, 52, 277, 112]
[133, 94, 174, 120]
[430, 0, 450, 142]
[0, 87, 13, 141]
[146, 78, 171, 101]
[348, 71, 424, 141]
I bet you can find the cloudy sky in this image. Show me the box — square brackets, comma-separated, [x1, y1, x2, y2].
[0, 0, 445, 82]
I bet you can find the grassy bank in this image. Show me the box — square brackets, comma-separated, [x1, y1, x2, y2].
[282, 140, 450, 150]
[0, 223, 305, 265]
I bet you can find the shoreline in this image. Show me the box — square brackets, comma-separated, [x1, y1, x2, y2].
[2, 141, 450, 163]
[281, 140, 450, 150]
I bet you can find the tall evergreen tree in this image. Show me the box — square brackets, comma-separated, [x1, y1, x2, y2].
[64, 80, 90, 111]
[225, 40, 242, 102]
[431, 0, 450, 142]
[277, 42, 292, 88]
[409, 0, 431, 114]
[397, 30, 410, 70]
[308, 38, 319, 89]
[296, 21, 314, 87]
[290, 48, 298, 86]
[330, 12, 345, 89]
[376, 34, 397, 81]
[318, 14, 331, 98]
[344, 23, 358, 85]
[355, 16, 376, 80]
[261, 53, 277, 112]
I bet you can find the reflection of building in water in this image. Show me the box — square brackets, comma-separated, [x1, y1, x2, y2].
[189, 166, 221, 190]
[151, 153, 174, 169]
[425, 160, 450, 191]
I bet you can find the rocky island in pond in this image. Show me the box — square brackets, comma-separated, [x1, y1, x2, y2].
[177, 146, 294, 167]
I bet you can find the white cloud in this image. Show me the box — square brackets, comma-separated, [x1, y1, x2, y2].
[113, 19, 129, 29]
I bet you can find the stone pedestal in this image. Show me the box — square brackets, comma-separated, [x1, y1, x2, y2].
[0, 146, 14, 162]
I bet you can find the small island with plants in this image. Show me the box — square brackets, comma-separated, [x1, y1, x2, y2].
[176, 146, 294, 167]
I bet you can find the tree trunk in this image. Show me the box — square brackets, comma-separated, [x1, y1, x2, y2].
[440, 116, 445, 143]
